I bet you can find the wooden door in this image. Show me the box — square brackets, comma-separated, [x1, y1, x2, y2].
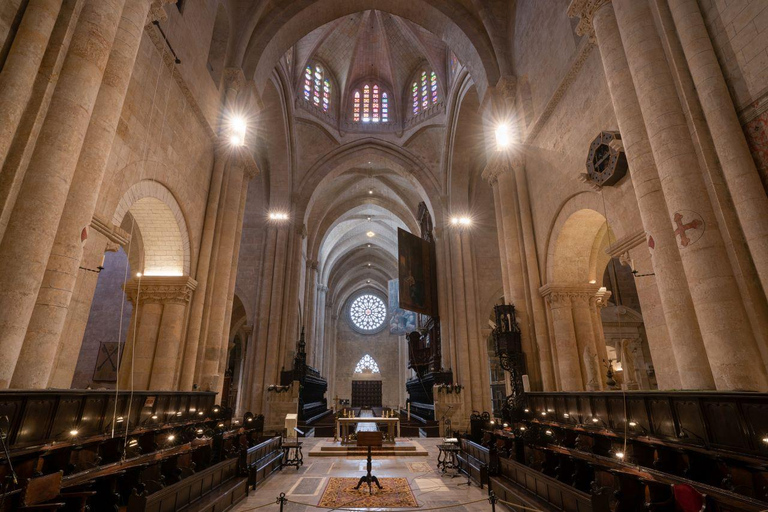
[351, 381, 382, 408]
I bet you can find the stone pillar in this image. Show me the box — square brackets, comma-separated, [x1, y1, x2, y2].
[180, 68, 246, 391]
[543, 290, 582, 391]
[315, 284, 328, 373]
[147, 277, 196, 390]
[568, 0, 714, 389]
[0, 0, 63, 171]
[200, 159, 246, 395]
[11, 0, 154, 389]
[489, 178, 511, 301]
[118, 276, 195, 390]
[514, 166, 556, 390]
[448, 228, 483, 410]
[0, 0, 125, 388]
[669, 0, 768, 294]
[612, 0, 767, 390]
[589, 292, 610, 387]
[483, 155, 541, 389]
[303, 259, 318, 366]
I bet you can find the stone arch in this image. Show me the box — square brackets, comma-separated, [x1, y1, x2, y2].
[544, 192, 628, 285]
[552, 209, 613, 285]
[112, 180, 190, 276]
[237, 1, 500, 101]
[299, 139, 439, 225]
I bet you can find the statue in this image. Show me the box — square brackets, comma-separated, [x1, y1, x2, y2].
[583, 346, 600, 391]
[620, 338, 640, 390]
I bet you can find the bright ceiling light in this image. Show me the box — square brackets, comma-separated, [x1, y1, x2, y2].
[451, 216, 472, 226]
[368, 189, 374, 195]
[589, 279, 597, 284]
[366, 231, 375, 238]
[228, 115, 247, 147]
[269, 212, 289, 221]
[496, 123, 512, 150]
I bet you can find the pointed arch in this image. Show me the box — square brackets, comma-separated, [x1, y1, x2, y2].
[354, 354, 380, 373]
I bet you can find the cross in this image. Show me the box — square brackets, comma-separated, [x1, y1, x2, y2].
[673, 212, 702, 247]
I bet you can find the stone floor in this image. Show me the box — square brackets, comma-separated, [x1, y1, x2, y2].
[232, 438, 495, 512]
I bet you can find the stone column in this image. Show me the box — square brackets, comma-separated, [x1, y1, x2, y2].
[118, 276, 194, 390]
[181, 68, 246, 391]
[200, 159, 246, 394]
[612, 0, 767, 390]
[669, 0, 768, 294]
[0, 0, 125, 388]
[488, 177, 511, 301]
[0, 0, 63, 171]
[303, 259, 318, 366]
[483, 155, 541, 389]
[568, 0, 714, 389]
[543, 289, 583, 391]
[448, 228, 483, 410]
[514, 165, 556, 390]
[315, 284, 328, 373]
[11, 0, 154, 389]
[147, 277, 196, 390]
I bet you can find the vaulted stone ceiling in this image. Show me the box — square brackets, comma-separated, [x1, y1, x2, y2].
[291, 10, 449, 114]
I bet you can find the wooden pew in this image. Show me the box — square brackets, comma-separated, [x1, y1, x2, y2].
[457, 439, 489, 488]
[239, 437, 282, 493]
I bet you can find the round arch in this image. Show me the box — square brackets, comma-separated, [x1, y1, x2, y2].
[112, 180, 191, 276]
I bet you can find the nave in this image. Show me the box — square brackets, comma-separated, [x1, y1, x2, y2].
[1, 0, 768, 510]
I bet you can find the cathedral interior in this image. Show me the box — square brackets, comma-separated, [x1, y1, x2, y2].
[0, 0, 767, 511]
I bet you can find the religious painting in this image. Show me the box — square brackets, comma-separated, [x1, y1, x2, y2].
[397, 228, 435, 316]
[92, 341, 120, 382]
[388, 279, 417, 335]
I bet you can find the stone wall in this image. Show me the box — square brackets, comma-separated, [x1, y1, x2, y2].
[0, 0, 22, 57]
[333, 315, 405, 410]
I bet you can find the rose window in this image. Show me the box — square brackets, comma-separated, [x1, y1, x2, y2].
[350, 294, 386, 331]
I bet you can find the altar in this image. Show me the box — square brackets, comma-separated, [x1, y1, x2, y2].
[335, 417, 400, 443]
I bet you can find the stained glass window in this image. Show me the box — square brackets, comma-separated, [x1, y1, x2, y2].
[350, 294, 386, 330]
[353, 84, 388, 123]
[354, 354, 380, 373]
[304, 64, 330, 111]
[411, 69, 439, 115]
[431, 71, 438, 104]
[382, 93, 388, 123]
[304, 66, 312, 102]
[372, 85, 380, 122]
[363, 85, 370, 122]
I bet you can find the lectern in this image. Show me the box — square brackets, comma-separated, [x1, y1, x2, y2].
[354, 431, 383, 494]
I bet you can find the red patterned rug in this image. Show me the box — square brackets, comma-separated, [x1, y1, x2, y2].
[318, 477, 419, 508]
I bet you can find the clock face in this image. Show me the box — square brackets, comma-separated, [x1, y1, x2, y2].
[586, 131, 628, 187]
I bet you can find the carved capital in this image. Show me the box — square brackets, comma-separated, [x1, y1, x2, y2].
[124, 276, 197, 305]
[317, 284, 329, 293]
[567, 0, 612, 43]
[295, 224, 307, 238]
[482, 150, 522, 185]
[241, 324, 254, 337]
[104, 241, 121, 253]
[146, 0, 176, 26]
[223, 67, 246, 92]
[307, 259, 319, 270]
